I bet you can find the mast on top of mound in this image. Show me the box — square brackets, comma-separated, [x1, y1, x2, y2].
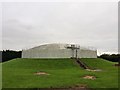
[66, 44, 80, 58]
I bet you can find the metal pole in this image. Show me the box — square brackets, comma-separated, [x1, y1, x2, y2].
[76, 49, 77, 59]
[72, 49, 74, 58]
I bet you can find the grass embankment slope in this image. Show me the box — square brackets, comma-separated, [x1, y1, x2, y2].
[2, 58, 118, 88]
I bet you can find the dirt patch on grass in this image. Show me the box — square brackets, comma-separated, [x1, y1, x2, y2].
[83, 75, 96, 80]
[38, 87, 89, 90]
[86, 69, 102, 72]
[34, 71, 50, 75]
[73, 84, 88, 89]
[49, 84, 89, 90]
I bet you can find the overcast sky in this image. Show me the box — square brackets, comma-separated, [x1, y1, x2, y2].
[1, 2, 118, 55]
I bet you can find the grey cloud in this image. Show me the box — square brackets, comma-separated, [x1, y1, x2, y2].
[2, 2, 118, 55]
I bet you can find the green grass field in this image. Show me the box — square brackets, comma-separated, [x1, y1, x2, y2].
[2, 58, 118, 89]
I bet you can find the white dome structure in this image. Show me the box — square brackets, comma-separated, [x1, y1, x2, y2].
[22, 43, 97, 58]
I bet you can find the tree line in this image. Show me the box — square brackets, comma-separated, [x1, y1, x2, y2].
[98, 54, 120, 62]
[1, 50, 22, 62]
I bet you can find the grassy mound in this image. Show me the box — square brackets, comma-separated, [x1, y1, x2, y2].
[2, 58, 118, 88]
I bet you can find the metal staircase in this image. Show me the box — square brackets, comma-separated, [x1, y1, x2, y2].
[74, 58, 90, 69]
